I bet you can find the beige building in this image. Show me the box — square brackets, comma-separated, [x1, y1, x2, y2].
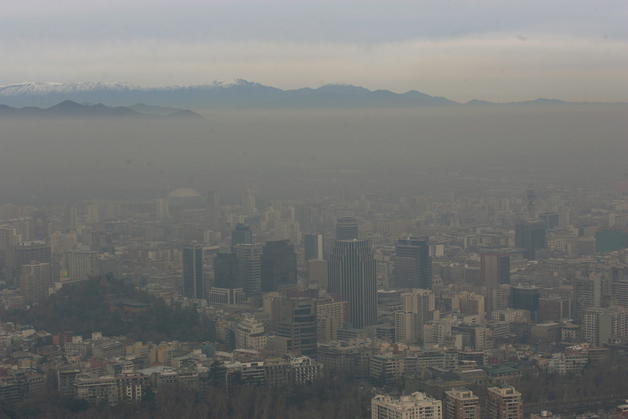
[316, 300, 348, 342]
[486, 385, 523, 419]
[444, 388, 480, 419]
[372, 392, 442, 419]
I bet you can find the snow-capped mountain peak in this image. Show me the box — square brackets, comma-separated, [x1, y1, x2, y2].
[0, 81, 137, 96]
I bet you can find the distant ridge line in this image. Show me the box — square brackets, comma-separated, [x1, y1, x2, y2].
[0, 80, 625, 108]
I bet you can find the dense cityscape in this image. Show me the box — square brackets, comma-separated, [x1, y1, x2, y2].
[2, 1, 628, 418]
[2, 178, 628, 418]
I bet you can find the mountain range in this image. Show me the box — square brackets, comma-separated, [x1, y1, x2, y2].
[0, 100, 203, 119]
[0, 80, 623, 109]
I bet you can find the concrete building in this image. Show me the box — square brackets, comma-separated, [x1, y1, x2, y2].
[583, 306, 628, 346]
[316, 300, 347, 343]
[261, 240, 297, 292]
[393, 237, 432, 290]
[19, 262, 50, 304]
[233, 244, 263, 296]
[444, 388, 480, 419]
[371, 392, 443, 419]
[480, 253, 510, 288]
[67, 250, 99, 281]
[335, 216, 359, 240]
[486, 385, 523, 419]
[307, 259, 328, 289]
[182, 245, 204, 299]
[304, 233, 324, 261]
[276, 298, 317, 356]
[235, 316, 267, 351]
[328, 239, 377, 329]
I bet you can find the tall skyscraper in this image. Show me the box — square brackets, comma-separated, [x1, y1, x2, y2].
[515, 221, 546, 259]
[487, 385, 523, 419]
[393, 237, 432, 290]
[213, 252, 238, 288]
[233, 243, 262, 296]
[231, 224, 254, 247]
[307, 259, 328, 289]
[182, 245, 204, 299]
[335, 216, 359, 240]
[242, 186, 256, 214]
[480, 253, 510, 288]
[205, 190, 221, 228]
[574, 274, 603, 321]
[304, 233, 324, 261]
[444, 388, 481, 419]
[328, 239, 377, 329]
[19, 262, 51, 304]
[261, 240, 297, 292]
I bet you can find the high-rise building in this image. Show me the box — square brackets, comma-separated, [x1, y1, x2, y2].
[235, 315, 267, 351]
[574, 275, 603, 320]
[19, 262, 51, 304]
[515, 221, 546, 259]
[393, 237, 432, 290]
[480, 253, 510, 288]
[510, 286, 540, 320]
[316, 300, 348, 343]
[394, 289, 436, 343]
[401, 289, 436, 322]
[242, 186, 256, 214]
[307, 259, 328, 289]
[328, 239, 377, 329]
[486, 385, 523, 419]
[207, 190, 221, 227]
[0, 227, 18, 276]
[155, 198, 170, 221]
[487, 284, 511, 315]
[67, 250, 99, 281]
[14, 242, 51, 270]
[611, 267, 628, 308]
[371, 392, 443, 419]
[182, 245, 204, 299]
[213, 253, 238, 288]
[583, 306, 628, 346]
[233, 244, 263, 296]
[453, 291, 485, 318]
[538, 297, 571, 322]
[539, 212, 560, 230]
[231, 224, 253, 247]
[335, 216, 359, 240]
[444, 388, 481, 419]
[276, 298, 317, 355]
[304, 233, 324, 261]
[394, 311, 421, 344]
[261, 240, 297, 292]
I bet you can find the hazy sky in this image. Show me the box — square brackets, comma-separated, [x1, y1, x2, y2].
[1, 0, 627, 101]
